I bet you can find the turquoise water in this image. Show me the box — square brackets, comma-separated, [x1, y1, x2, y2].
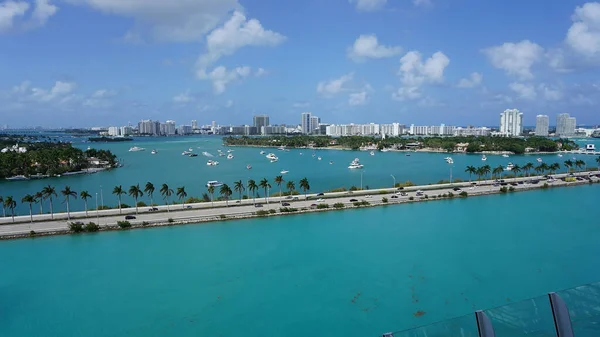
[2, 184, 600, 337]
[1, 136, 599, 214]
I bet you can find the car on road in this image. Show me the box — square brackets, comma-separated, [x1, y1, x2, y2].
[452, 187, 462, 192]
[254, 204, 263, 207]
[292, 197, 299, 200]
[310, 204, 318, 208]
[148, 207, 158, 211]
[396, 187, 405, 190]
[415, 190, 424, 196]
[400, 192, 408, 196]
[125, 215, 136, 220]
[349, 199, 358, 202]
[185, 205, 192, 209]
[281, 202, 291, 206]
[317, 193, 324, 196]
[316, 198, 325, 202]
[285, 196, 293, 200]
[391, 195, 398, 198]
[365, 195, 372, 199]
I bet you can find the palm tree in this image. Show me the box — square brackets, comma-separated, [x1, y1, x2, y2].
[534, 164, 545, 175]
[220, 184, 232, 207]
[475, 167, 484, 181]
[128, 184, 144, 214]
[511, 164, 521, 181]
[34, 191, 43, 214]
[61, 186, 77, 220]
[465, 165, 476, 182]
[42, 185, 57, 219]
[575, 159, 585, 172]
[248, 179, 258, 204]
[80, 191, 91, 216]
[523, 162, 534, 177]
[259, 178, 270, 204]
[482, 165, 491, 181]
[299, 177, 310, 200]
[0, 196, 4, 217]
[160, 183, 174, 212]
[144, 182, 155, 206]
[112, 185, 126, 214]
[549, 163, 560, 175]
[596, 156, 600, 171]
[4, 196, 16, 222]
[234, 180, 245, 202]
[564, 160, 573, 173]
[286, 181, 295, 195]
[493, 165, 504, 180]
[176, 186, 187, 209]
[540, 163, 549, 175]
[274, 175, 285, 202]
[207, 185, 215, 206]
[22, 194, 35, 223]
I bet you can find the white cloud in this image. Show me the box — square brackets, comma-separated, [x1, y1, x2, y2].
[0, 1, 30, 32]
[317, 73, 354, 97]
[509, 82, 537, 100]
[196, 11, 285, 72]
[254, 67, 267, 77]
[83, 89, 117, 108]
[203, 66, 251, 94]
[29, 0, 57, 28]
[347, 34, 401, 62]
[349, 0, 386, 12]
[348, 91, 368, 106]
[224, 99, 234, 108]
[482, 40, 543, 79]
[538, 84, 563, 101]
[67, 0, 240, 42]
[392, 50, 450, 100]
[173, 90, 194, 103]
[457, 72, 483, 88]
[29, 81, 76, 102]
[566, 2, 600, 58]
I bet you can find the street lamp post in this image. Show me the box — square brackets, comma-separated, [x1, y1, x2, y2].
[100, 185, 104, 209]
[391, 174, 396, 188]
[95, 193, 100, 226]
[360, 171, 364, 190]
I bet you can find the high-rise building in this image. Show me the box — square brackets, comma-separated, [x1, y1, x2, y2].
[108, 126, 120, 136]
[191, 120, 198, 130]
[499, 109, 523, 136]
[556, 113, 576, 137]
[301, 112, 312, 134]
[535, 115, 549, 136]
[310, 116, 321, 134]
[165, 120, 176, 135]
[253, 114, 270, 133]
[138, 120, 154, 135]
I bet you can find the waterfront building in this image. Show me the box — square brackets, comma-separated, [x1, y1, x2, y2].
[310, 116, 321, 134]
[535, 115, 549, 136]
[430, 124, 455, 136]
[556, 113, 576, 137]
[262, 125, 286, 135]
[164, 120, 176, 136]
[454, 126, 491, 136]
[409, 125, 430, 136]
[191, 120, 198, 130]
[301, 112, 312, 134]
[499, 109, 523, 136]
[138, 119, 154, 135]
[107, 126, 120, 136]
[380, 123, 405, 136]
[177, 125, 192, 135]
[253, 114, 270, 132]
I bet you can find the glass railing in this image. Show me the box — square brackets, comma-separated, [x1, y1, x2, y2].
[382, 281, 600, 337]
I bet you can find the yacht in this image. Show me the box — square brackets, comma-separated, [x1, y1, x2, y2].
[536, 158, 543, 163]
[445, 157, 454, 164]
[329, 160, 334, 165]
[129, 146, 145, 152]
[151, 149, 157, 155]
[277, 146, 286, 151]
[182, 151, 191, 156]
[270, 158, 279, 163]
[207, 160, 219, 166]
[206, 181, 223, 188]
[260, 150, 266, 155]
[502, 154, 510, 158]
[317, 156, 322, 161]
[189, 153, 198, 157]
[370, 151, 375, 156]
[188, 148, 193, 152]
[247, 165, 252, 170]
[280, 170, 289, 174]
[266, 153, 278, 160]
[348, 158, 364, 169]
[6, 175, 29, 181]
[227, 154, 234, 159]
[557, 154, 563, 157]
[381, 148, 390, 152]
[227, 149, 233, 153]
[481, 155, 487, 161]
[87, 146, 91, 150]
[505, 162, 515, 171]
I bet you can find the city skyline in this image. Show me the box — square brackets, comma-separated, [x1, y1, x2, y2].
[1, 1, 600, 127]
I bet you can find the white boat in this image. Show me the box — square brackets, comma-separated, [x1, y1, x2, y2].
[266, 153, 278, 160]
[330, 161, 334, 165]
[129, 146, 145, 152]
[317, 156, 322, 161]
[505, 162, 514, 171]
[182, 151, 191, 156]
[206, 181, 223, 187]
[151, 149, 157, 154]
[277, 146, 286, 151]
[6, 175, 29, 181]
[227, 149, 233, 153]
[536, 158, 543, 163]
[206, 160, 219, 166]
[260, 151, 266, 155]
[557, 154, 563, 157]
[381, 148, 390, 152]
[188, 148, 193, 152]
[300, 152, 303, 156]
[444, 157, 453, 164]
[481, 155, 487, 161]
[270, 158, 279, 163]
[227, 154, 234, 159]
[348, 158, 364, 169]
[87, 146, 91, 150]
[370, 151, 375, 156]
[280, 170, 289, 174]
[247, 165, 252, 170]
[502, 154, 509, 158]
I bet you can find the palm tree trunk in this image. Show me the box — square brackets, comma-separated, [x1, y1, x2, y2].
[182, 200, 185, 209]
[135, 198, 138, 214]
[118, 196, 122, 214]
[29, 204, 33, 223]
[166, 197, 170, 212]
[66, 197, 70, 220]
[39, 203, 43, 215]
[279, 186, 282, 203]
[11, 209, 15, 222]
[85, 201, 88, 217]
[49, 198, 54, 219]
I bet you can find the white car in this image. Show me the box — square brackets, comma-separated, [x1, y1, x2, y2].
[316, 198, 325, 202]
[365, 195, 372, 199]
[416, 190, 424, 196]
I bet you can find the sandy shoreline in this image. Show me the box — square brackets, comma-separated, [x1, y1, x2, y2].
[1, 171, 598, 240]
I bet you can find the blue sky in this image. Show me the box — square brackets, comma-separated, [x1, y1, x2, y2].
[1, 0, 599, 128]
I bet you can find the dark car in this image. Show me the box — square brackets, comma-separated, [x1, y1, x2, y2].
[510, 183, 518, 186]
[317, 193, 324, 196]
[148, 207, 158, 211]
[310, 203, 318, 208]
[391, 195, 398, 199]
[125, 215, 136, 220]
[452, 187, 461, 191]
[349, 199, 358, 202]
[254, 204, 263, 208]
[396, 187, 404, 190]
[281, 202, 291, 206]
[185, 205, 192, 209]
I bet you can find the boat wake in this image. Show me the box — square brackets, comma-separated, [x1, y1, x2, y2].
[202, 152, 214, 157]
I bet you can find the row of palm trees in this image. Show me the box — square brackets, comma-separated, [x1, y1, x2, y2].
[1, 177, 312, 222]
[464, 159, 595, 182]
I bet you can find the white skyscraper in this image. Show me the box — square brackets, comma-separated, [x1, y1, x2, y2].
[191, 120, 198, 130]
[310, 115, 320, 134]
[165, 120, 176, 135]
[556, 113, 576, 137]
[535, 115, 549, 136]
[301, 112, 312, 134]
[499, 109, 523, 136]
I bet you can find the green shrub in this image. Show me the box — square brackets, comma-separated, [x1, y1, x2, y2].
[333, 203, 345, 209]
[119, 203, 130, 209]
[379, 190, 388, 195]
[447, 192, 454, 198]
[97, 205, 111, 210]
[168, 218, 174, 223]
[255, 210, 270, 216]
[84, 222, 100, 232]
[269, 209, 276, 214]
[408, 196, 414, 201]
[453, 178, 464, 183]
[442, 193, 448, 198]
[141, 221, 150, 226]
[508, 186, 515, 192]
[117, 221, 131, 228]
[185, 197, 203, 204]
[219, 214, 227, 219]
[280, 207, 298, 213]
[395, 181, 416, 188]
[29, 230, 36, 237]
[69, 222, 84, 233]
[353, 201, 370, 207]
[317, 203, 329, 209]
[500, 187, 508, 193]
[136, 201, 147, 207]
[382, 197, 388, 203]
[432, 195, 437, 199]
[327, 187, 347, 193]
[459, 191, 468, 198]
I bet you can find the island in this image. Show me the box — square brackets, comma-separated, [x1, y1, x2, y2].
[88, 136, 133, 142]
[223, 135, 579, 154]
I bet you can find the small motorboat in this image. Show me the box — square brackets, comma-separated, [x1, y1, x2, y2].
[280, 170, 289, 174]
[246, 165, 252, 170]
[227, 154, 234, 159]
[260, 151, 266, 155]
[502, 154, 509, 158]
[481, 155, 487, 161]
[329, 161, 334, 165]
[151, 149, 157, 155]
[182, 151, 191, 155]
[317, 156, 322, 161]
[188, 153, 198, 157]
[207, 160, 219, 166]
[536, 158, 543, 163]
[370, 151, 375, 156]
